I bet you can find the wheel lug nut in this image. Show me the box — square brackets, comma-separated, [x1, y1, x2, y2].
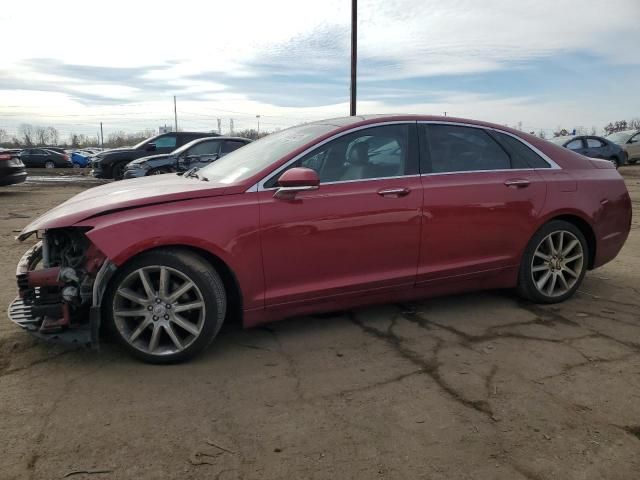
[147, 306, 153, 311]
[166, 304, 172, 309]
[153, 316, 158, 321]
[155, 298, 162, 304]
[164, 314, 170, 320]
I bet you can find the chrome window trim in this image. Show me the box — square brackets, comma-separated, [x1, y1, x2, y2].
[248, 120, 561, 192]
[251, 121, 415, 192]
[418, 120, 561, 170]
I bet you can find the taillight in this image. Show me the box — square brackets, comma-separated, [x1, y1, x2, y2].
[0, 153, 10, 161]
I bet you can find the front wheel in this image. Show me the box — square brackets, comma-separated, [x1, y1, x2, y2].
[517, 220, 588, 304]
[609, 156, 620, 168]
[44, 160, 55, 169]
[105, 249, 227, 363]
[148, 167, 171, 176]
[111, 162, 127, 180]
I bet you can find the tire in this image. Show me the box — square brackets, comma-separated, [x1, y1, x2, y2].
[517, 220, 589, 304]
[148, 167, 171, 176]
[111, 161, 128, 180]
[104, 248, 227, 363]
[609, 156, 620, 168]
[44, 161, 55, 169]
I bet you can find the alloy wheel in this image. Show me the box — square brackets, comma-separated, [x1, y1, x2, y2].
[531, 230, 584, 298]
[113, 265, 206, 356]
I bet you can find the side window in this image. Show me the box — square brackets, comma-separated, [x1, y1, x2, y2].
[492, 131, 551, 169]
[586, 138, 604, 148]
[187, 141, 220, 156]
[425, 124, 510, 173]
[154, 135, 177, 149]
[265, 124, 415, 187]
[630, 133, 640, 144]
[565, 139, 583, 150]
[221, 140, 247, 154]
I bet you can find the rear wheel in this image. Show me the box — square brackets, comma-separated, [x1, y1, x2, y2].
[105, 249, 226, 363]
[517, 220, 588, 304]
[609, 156, 620, 168]
[44, 160, 55, 169]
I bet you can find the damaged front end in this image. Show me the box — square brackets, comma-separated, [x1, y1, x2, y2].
[8, 228, 115, 348]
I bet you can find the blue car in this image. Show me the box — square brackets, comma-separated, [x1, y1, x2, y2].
[70, 150, 93, 167]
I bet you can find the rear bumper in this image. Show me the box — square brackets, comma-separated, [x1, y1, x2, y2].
[0, 170, 27, 186]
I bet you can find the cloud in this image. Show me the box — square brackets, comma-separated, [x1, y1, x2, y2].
[0, 0, 639, 136]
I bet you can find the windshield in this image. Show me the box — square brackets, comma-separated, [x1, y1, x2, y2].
[198, 123, 337, 184]
[132, 136, 156, 150]
[606, 131, 633, 144]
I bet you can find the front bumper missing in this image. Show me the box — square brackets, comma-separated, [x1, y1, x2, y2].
[8, 297, 93, 346]
[8, 239, 117, 349]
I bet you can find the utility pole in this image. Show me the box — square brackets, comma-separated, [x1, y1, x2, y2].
[443, 112, 447, 117]
[99, 122, 104, 148]
[230, 119, 234, 135]
[173, 95, 178, 132]
[217, 118, 222, 134]
[350, 0, 357, 116]
[256, 115, 261, 136]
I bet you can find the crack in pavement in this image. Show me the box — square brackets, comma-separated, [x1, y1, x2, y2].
[348, 310, 493, 418]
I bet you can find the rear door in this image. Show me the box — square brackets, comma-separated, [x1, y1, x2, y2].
[584, 137, 606, 158]
[416, 123, 548, 283]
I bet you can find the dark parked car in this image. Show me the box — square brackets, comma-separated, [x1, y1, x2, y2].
[123, 136, 251, 178]
[19, 148, 72, 168]
[91, 132, 217, 180]
[550, 135, 626, 167]
[10, 115, 631, 363]
[0, 150, 27, 186]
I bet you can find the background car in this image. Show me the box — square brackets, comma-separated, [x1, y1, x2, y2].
[70, 150, 94, 167]
[11, 115, 631, 363]
[606, 129, 640, 164]
[550, 135, 626, 167]
[123, 136, 251, 178]
[0, 150, 27, 186]
[91, 131, 217, 180]
[19, 148, 72, 168]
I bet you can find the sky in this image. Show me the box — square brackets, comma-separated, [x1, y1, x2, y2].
[0, 0, 639, 141]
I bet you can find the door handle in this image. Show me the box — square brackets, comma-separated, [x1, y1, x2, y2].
[377, 187, 410, 197]
[504, 179, 530, 188]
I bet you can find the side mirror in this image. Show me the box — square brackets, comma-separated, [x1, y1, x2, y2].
[146, 143, 157, 151]
[274, 167, 319, 200]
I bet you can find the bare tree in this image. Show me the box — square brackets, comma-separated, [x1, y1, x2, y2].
[604, 120, 629, 135]
[35, 126, 49, 146]
[0, 128, 8, 145]
[537, 130, 546, 139]
[18, 123, 34, 146]
[47, 126, 59, 145]
[629, 118, 640, 130]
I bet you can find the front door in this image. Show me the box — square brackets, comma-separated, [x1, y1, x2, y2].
[416, 123, 547, 283]
[258, 123, 423, 307]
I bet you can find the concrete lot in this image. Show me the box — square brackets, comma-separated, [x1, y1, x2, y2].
[0, 169, 639, 480]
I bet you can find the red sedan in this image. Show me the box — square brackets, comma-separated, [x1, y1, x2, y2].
[10, 115, 632, 363]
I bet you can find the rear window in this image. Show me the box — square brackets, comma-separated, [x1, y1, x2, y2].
[492, 131, 551, 169]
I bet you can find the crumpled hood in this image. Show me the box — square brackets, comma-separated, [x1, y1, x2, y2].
[19, 174, 241, 239]
[128, 153, 173, 165]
